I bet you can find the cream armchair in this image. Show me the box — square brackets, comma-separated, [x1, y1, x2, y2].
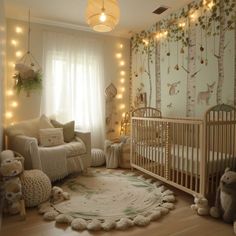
[5, 116, 91, 181]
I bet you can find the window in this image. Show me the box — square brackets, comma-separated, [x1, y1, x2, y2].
[42, 32, 105, 148]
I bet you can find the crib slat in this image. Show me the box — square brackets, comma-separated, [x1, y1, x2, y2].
[190, 124, 194, 190]
[196, 124, 199, 192]
[186, 124, 189, 188]
[177, 124, 180, 185]
[173, 123, 176, 183]
[181, 124, 184, 186]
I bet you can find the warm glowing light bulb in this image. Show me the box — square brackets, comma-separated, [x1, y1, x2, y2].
[207, 1, 214, 9]
[120, 61, 125, 66]
[142, 39, 149, 45]
[6, 90, 14, 96]
[11, 101, 18, 108]
[120, 71, 125, 76]
[116, 53, 122, 59]
[163, 31, 168, 36]
[11, 39, 18, 46]
[122, 112, 126, 118]
[16, 51, 22, 58]
[179, 22, 186, 28]
[15, 26, 23, 34]
[99, 11, 107, 22]
[119, 44, 124, 49]
[120, 104, 125, 109]
[120, 78, 125, 84]
[117, 94, 123, 99]
[8, 62, 15, 68]
[5, 111, 13, 119]
[121, 87, 125, 92]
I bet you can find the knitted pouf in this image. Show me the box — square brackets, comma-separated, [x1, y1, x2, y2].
[21, 170, 51, 207]
[91, 148, 106, 167]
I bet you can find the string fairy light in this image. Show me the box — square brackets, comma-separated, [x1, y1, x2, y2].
[15, 26, 23, 34]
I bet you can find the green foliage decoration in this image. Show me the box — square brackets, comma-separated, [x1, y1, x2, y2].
[13, 70, 42, 96]
[131, 0, 236, 52]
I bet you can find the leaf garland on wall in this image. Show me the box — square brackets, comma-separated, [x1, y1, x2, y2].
[131, 0, 236, 116]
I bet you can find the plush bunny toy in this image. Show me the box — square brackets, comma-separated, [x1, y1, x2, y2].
[210, 168, 236, 234]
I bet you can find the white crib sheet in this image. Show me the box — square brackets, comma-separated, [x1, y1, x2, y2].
[134, 144, 234, 175]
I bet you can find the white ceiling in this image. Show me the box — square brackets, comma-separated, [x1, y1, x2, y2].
[5, 0, 192, 38]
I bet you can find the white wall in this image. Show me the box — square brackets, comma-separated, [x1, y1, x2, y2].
[0, 0, 6, 151]
[6, 18, 130, 139]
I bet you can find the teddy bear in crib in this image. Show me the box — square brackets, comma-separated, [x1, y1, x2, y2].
[191, 195, 209, 216]
[210, 168, 236, 234]
[51, 186, 70, 204]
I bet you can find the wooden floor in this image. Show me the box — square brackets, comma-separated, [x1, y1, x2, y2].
[1, 173, 234, 236]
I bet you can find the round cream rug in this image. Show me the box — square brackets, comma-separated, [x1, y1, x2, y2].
[39, 169, 176, 231]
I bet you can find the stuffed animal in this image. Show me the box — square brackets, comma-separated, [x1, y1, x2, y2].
[0, 150, 15, 165]
[191, 195, 209, 216]
[0, 159, 23, 177]
[4, 177, 22, 202]
[210, 168, 236, 234]
[4, 200, 22, 215]
[3, 177, 22, 215]
[51, 186, 70, 204]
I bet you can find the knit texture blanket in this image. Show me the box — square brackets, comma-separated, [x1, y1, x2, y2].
[39, 146, 68, 181]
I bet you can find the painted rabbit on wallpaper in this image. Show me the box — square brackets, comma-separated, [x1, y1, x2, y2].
[167, 81, 181, 96]
[198, 82, 216, 105]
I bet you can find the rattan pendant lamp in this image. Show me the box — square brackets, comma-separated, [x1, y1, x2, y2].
[86, 0, 120, 32]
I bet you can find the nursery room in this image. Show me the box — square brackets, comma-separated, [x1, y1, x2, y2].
[0, 0, 236, 235]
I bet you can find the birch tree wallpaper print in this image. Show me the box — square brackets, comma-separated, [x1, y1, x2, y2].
[131, 0, 236, 117]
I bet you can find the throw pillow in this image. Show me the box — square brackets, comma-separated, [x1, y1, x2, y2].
[39, 128, 64, 147]
[51, 120, 75, 143]
[39, 114, 54, 129]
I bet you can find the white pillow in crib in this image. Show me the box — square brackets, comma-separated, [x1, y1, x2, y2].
[39, 128, 64, 147]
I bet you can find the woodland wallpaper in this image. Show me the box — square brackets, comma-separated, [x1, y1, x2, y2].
[131, 0, 236, 117]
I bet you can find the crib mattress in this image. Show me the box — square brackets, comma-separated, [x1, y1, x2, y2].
[134, 144, 234, 175]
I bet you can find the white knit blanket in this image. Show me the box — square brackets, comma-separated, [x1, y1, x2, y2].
[38, 146, 68, 181]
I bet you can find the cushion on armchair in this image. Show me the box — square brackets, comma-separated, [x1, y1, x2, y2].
[5, 117, 40, 138]
[39, 128, 64, 147]
[5, 115, 54, 139]
[51, 120, 75, 143]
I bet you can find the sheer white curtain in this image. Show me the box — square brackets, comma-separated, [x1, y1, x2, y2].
[41, 31, 105, 148]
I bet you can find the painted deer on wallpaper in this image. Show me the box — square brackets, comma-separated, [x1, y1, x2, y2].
[197, 82, 216, 105]
[167, 81, 181, 96]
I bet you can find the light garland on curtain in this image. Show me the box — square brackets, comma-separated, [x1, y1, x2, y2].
[86, 0, 120, 32]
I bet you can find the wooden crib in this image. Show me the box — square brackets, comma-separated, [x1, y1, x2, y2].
[131, 104, 236, 198]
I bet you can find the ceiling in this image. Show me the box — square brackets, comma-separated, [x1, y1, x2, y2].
[5, 0, 192, 38]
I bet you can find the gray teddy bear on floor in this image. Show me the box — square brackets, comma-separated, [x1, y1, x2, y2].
[210, 168, 236, 234]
